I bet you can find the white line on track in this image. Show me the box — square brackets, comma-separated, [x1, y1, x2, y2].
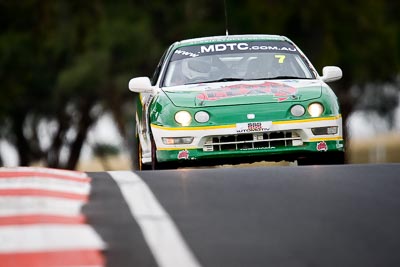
[109, 171, 201, 267]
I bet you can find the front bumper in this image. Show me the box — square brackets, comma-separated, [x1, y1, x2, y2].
[151, 115, 344, 163]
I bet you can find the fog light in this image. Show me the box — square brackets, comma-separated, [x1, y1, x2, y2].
[162, 137, 194, 145]
[195, 111, 210, 123]
[311, 126, 338, 135]
[290, 105, 305, 117]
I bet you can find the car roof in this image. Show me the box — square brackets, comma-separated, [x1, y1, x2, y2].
[172, 34, 291, 48]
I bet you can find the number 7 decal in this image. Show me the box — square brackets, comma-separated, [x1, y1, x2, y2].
[274, 55, 286, 63]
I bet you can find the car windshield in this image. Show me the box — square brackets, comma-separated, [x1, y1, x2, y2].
[163, 40, 315, 87]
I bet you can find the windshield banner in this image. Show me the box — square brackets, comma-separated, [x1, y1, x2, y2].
[171, 41, 298, 61]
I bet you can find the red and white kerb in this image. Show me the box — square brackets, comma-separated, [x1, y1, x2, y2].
[0, 167, 105, 267]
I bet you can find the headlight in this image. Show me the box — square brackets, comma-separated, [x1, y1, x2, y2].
[308, 103, 324, 117]
[175, 111, 192, 126]
[290, 105, 305, 117]
[194, 111, 210, 123]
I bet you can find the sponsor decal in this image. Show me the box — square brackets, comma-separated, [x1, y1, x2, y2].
[240, 147, 276, 151]
[174, 49, 199, 59]
[196, 81, 297, 102]
[177, 150, 190, 160]
[236, 121, 272, 133]
[317, 141, 328, 152]
[200, 43, 251, 53]
[171, 41, 298, 61]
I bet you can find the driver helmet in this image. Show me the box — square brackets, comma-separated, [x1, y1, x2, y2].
[181, 58, 211, 81]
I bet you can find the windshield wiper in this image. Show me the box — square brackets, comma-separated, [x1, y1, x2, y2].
[198, 78, 245, 84]
[250, 76, 311, 80]
[184, 76, 310, 85]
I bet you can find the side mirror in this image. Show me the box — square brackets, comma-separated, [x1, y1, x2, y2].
[128, 77, 155, 94]
[321, 66, 342, 83]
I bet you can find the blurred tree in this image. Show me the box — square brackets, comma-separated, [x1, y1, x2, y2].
[0, 1, 156, 168]
[92, 143, 119, 170]
[0, 1, 104, 168]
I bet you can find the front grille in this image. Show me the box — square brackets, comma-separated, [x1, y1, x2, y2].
[203, 131, 301, 152]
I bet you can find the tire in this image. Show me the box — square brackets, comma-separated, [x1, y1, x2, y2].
[131, 130, 140, 170]
[132, 126, 152, 170]
[297, 151, 345, 166]
[150, 136, 160, 170]
[139, 140, 152, 170]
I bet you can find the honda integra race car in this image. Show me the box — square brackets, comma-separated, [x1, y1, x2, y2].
[129, 34, 345, 170]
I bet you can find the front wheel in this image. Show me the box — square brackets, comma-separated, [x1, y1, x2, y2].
[132, 134, 152, 170]
[150, 137, 159, 170]
[131, 130, 140, 170]
[136, 134, 179, 170]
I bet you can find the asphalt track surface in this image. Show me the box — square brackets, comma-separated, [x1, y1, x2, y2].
[2, 163, 400, 267]
[86, 163, 400, 267]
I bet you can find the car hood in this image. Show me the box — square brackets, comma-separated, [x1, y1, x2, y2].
[162, 80, 323, 108]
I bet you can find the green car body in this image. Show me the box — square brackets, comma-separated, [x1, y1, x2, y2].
[129, 34, 345, 170]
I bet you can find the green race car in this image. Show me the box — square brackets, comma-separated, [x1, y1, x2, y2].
[129, 34, 345, 170]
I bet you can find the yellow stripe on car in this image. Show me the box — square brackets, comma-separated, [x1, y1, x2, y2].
[151, 124, 236, 131]
[151, 115, 342, 131]
[309, 136, 343, 142]
[272, 115, 342, 125]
